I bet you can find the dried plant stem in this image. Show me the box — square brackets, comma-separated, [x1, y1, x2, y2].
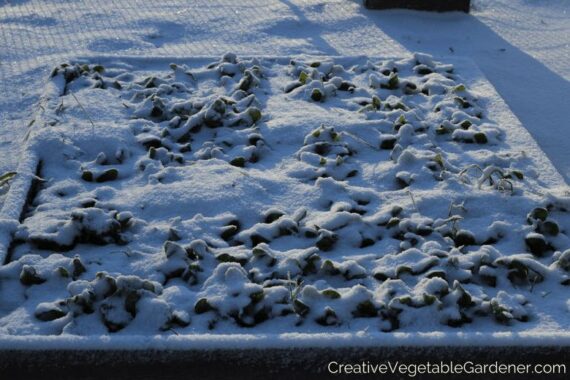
[69, 90, 96, 135]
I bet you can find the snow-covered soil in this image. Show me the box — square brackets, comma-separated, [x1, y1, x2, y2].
[0, 53, 569, 347]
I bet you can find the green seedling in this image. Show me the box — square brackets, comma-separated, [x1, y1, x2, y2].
[372, 96, 381, 109]
[321, 289, 341, 299]
[455, 97, 472, 109]
[510, 170, 524, 180]
[57, 267, 70, 278]
[311, 88, 323, 102]
[249, 290, 265, 304]
[316, 233, 337, 251]
[423, 294, 437, 305]
[35, 306, 67, 322]
[315, 307, 338, 326]
[96, 168, 119, 183]
[220, 225, 239, 241]
[394, 115, 407, 130]
[339, 81, 355, 91]
[93, 65, 105, 74]
[0, 171, 16, 187]
[194, 298, 214, 314]
[230, 156, 246, 168]
[557, 250, 570, 271]
[72, 257, 86, 279]
[381, 72, 399, 90]
[473, 132, 488, 144]
[353, 300, 377, 318]
[387, 217, 400, 228]
[329, 130, 340, 141]
[380, 137, 397, 150]
[416, 66, 432, 75]
[238, 71, 254, 92]
[542, 220, 559, 236]
[264, 211, 284, 224]
[525, 233, 549, 257]
[248, 107, 262, 124]
[321, 259, 339, 275]
[20, 265, 45, 286]
[453, 84, 466, 92]
[454, 230, 476, 246]
[530, 207, 548, 221]
[358, 237, 375, 249]
[216, 253, 243, 264]
[293, 299, 310, 317]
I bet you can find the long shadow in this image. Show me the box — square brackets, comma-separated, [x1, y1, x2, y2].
[359, 8, 570, 184]
[277, 0, 339, 55]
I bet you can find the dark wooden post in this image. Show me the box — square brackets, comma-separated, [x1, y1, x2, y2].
[364, 0, 470, 13]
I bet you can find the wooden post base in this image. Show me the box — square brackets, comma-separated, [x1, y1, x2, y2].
[364, 0, 470, 13]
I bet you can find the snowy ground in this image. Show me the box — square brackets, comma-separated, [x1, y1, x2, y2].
[0, 0, 569, 196]
[0, 51, 569, 343]
[0, 0, 569, 347]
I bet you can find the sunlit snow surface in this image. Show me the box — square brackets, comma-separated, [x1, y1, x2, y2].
[1, 0, 569, 189]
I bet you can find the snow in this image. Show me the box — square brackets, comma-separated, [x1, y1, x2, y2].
[0, 0, 569, 191]
[0, 52, 568, 348]
[0, 0, 569, 348]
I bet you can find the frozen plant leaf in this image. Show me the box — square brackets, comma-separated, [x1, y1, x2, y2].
[474, 132, 488, 144]
[453, 84, 466, 92]
[321, 289, 341, 299]
[0, 171, 16, 186]
[311, 89, 323, 102]
[248, 107, 262, 124]
[372, 96, 381, 109]
[93, 65, 105, 73]
[433, 153, 444, 168]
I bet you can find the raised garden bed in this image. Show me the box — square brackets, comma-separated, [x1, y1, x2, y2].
[0, 54, 568, 350]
